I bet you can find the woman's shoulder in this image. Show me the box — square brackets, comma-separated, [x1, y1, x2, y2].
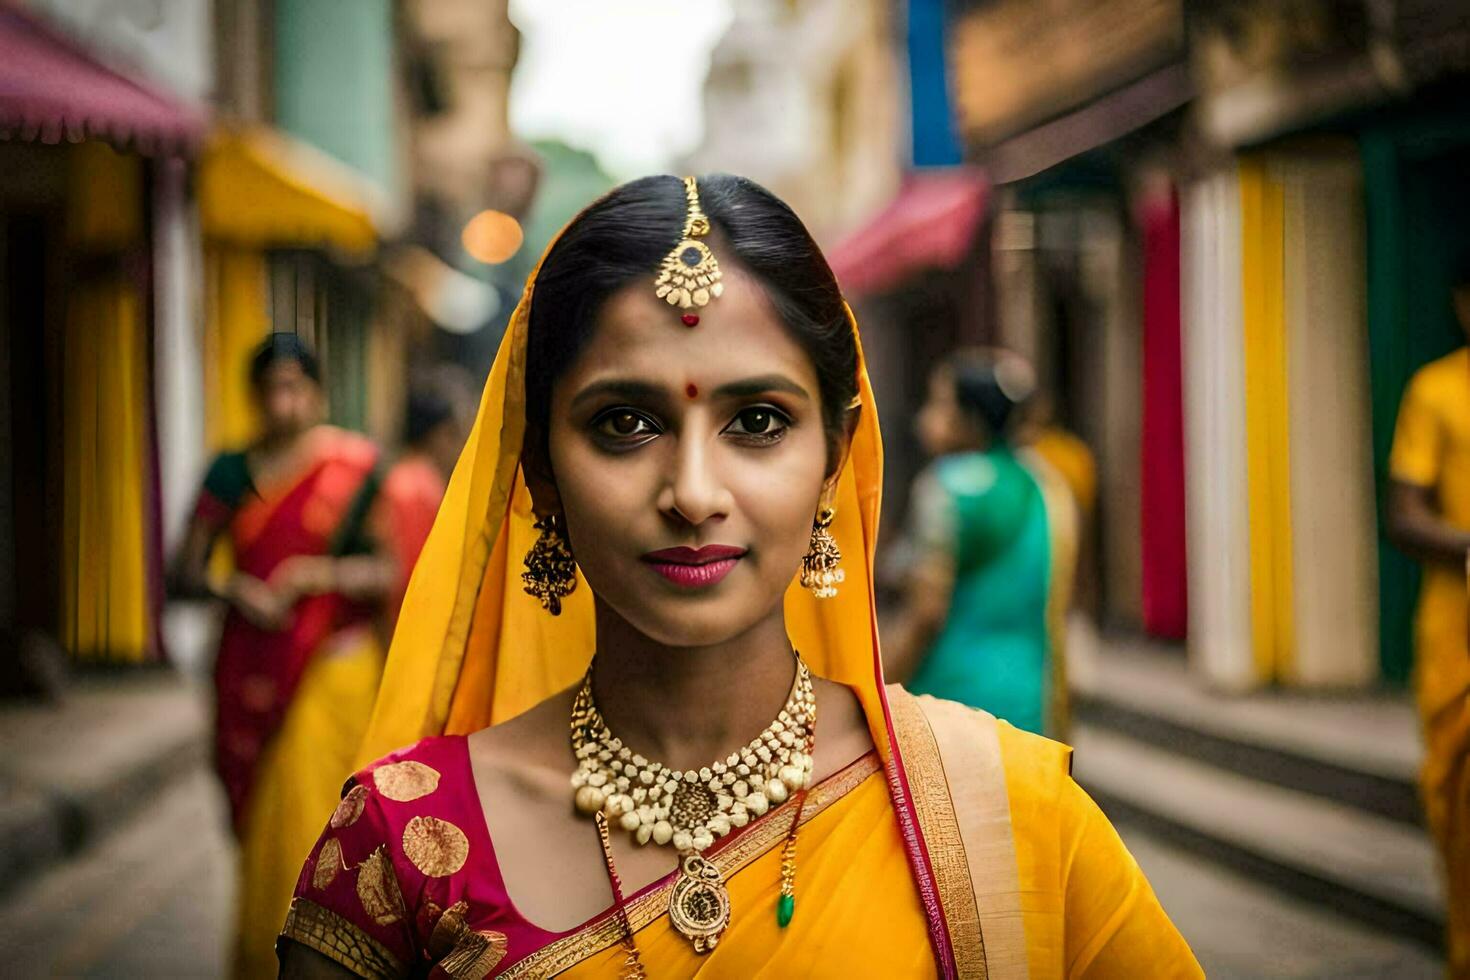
[933, 451, 1002, 496]
[311, 734, 486, 900]
[287, 733, 521, 977]
[1399, 346, 1467, 406]
[201, 450, 253, 507]
[321, 735, 474, 847]
[350, 734, 471, 805]
[206, 447, 250, 471]
[889, 687, 1074, 810]
[995, 717, 1073, 789]
[312, 425, 381, 469]
[992, 718, 1087, 838]
[887, 690, 1203, 975]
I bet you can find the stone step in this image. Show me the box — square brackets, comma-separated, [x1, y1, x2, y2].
[0, 670, 208, 895]
[1071, 638, 1422, 825]
[1119, 821, 1444, 978]
[1071, 722, 1444, 950]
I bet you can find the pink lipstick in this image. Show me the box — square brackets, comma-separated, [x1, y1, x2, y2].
[641, 545, 747, 589]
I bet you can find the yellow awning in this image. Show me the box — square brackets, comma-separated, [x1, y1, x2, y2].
[199, 127, 378, 254]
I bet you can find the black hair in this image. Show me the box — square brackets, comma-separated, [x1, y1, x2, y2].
[944, 349, 1034, 443]
[249, 332, 321, 388]
[524, 174, 857, 466]
[404, 386, 455, 446]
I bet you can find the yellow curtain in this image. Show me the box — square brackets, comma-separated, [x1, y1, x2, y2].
[204, 246, 271, 452]
[60, 276, 154, 662]
[59, 143, 154, 663]
[1238, 158, 1295, 682]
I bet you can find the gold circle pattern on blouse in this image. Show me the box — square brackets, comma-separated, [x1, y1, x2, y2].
[403, 815, 470, 877]
[331, 784, 369, 828]
[372, 760, 441, 802]
[312, 837, 343, 890]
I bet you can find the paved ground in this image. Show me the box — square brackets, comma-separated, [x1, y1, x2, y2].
[0, 670, 208, 886]
[0, 768, 233, 978]
[1125, 820, 1445, 979]
[0, 764, 1444, 978]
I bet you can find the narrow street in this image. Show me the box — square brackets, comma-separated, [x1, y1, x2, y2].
[0, 761, 1443, 978]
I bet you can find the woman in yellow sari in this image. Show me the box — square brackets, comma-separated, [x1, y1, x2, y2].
[277, 175, 1200, 978]
[170, 334, 395, 978]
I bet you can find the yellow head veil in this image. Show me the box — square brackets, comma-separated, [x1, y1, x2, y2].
[358, 198, 888, 766]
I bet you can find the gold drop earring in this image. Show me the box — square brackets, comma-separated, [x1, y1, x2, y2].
[522, 514, 578, 615]
[800, 506, 844, 599]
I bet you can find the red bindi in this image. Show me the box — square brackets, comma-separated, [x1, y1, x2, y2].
[681, 313, 700, 327]
[685, 383, 699, 400]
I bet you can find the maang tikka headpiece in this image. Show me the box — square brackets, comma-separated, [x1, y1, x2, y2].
[655, 176, 724, 326]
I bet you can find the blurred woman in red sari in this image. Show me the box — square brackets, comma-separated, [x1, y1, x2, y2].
[169, 333, 396, 978]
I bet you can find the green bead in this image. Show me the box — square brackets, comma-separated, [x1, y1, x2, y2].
[777, 893, 795, 928]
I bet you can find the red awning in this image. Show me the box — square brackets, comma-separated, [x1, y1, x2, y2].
[828, 169, 989, 298]
[0, 8, 206, 154]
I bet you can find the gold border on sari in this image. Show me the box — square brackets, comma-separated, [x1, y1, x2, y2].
[280, 897, 406, 979]
[888, 686, 990, 979]
[496, 752, 882, 979]
[892, 687, 1033, 979]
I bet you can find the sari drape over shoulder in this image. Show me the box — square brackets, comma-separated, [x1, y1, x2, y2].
[282, 191, 1199, 978]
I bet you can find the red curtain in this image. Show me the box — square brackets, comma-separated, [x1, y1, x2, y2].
[1138, 184, 1188, 639]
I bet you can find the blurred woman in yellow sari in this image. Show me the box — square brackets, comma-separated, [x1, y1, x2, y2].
[1387, 283, 1470, 976]
[277, 176, 1199, 978]
[170, 334, 395, 978]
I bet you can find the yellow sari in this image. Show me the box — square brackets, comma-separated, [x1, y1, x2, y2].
[237, 628, 381, 980]
[282, 187, 1199, 978]
[1389, 347, 1470, 976]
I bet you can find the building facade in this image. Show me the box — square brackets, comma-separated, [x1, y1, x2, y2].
[684, 0, 903, 243]
[0, 3, 208, 681]
[0, 0, 523, 686]
[942, 0, 1470, 690]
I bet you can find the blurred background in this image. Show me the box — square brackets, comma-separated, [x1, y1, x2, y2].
[0, 0, 1467, 976]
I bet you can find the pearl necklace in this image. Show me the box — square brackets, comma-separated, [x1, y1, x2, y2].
[569, 657, 816, 952]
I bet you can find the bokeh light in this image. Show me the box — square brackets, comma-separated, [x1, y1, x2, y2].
[460, 208, 524, 264]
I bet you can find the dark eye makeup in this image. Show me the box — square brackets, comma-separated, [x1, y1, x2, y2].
[586, 403, 794, 449]
[590, 408, 662, 446]
[721, 405, 792, 444]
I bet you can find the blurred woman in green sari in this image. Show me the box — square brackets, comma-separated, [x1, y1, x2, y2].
[887, 350, 1077, 736]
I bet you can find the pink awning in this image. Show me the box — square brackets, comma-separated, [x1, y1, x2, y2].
[828, 169, 989, 297]
[0, 8, 206, 154]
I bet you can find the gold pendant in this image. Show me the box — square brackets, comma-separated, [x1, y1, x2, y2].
[668, 854, 730, 953]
